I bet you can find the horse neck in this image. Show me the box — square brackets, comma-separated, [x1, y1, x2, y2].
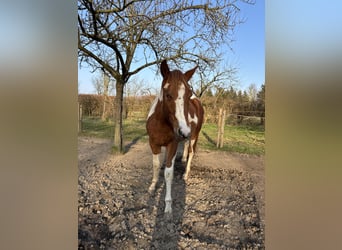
[152, 98, 169, 123]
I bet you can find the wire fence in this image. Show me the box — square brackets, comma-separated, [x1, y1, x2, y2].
[78, 95, 265, 130]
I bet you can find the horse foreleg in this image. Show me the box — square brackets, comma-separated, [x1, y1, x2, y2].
[164, 144, 177, 214]
[184, 139, 196, 180]
[148, 153, 160, 193]
[164, 158, 175, 213]
[182, 140, 189, 163]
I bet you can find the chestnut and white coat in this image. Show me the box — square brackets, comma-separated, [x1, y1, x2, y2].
[146, 60, 204, 213]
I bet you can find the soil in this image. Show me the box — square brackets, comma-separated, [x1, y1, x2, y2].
[78, 136, 265, 249]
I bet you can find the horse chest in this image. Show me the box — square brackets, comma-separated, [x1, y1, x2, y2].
[147, 117, 175, 146]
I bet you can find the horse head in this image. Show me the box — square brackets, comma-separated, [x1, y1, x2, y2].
[160, 60, 197, 139]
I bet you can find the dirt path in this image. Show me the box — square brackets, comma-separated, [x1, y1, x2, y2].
[78, 136, 265, 249]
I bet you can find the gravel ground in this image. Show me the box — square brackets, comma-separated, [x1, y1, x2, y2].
[78, 137, 265, 249]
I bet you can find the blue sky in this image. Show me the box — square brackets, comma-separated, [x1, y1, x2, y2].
[78, 0, 264, 94]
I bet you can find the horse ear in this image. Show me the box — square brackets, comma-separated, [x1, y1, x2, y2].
[184, 65, 198, 82]
[160, 60, 170, 79]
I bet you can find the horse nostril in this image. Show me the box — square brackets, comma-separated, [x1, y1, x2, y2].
[178, 128, 189, 139]
[178, 129, 184, 138]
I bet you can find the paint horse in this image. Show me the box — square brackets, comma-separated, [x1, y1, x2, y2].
[146, 60, 204, 213]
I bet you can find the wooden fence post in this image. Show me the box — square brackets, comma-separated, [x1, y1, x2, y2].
[217, 108, 222, 148]
[219, 109, 226, 148]
[216, 108, 226, 148]
[78, 102, 83, 133]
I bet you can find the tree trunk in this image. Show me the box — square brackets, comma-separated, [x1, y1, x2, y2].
[102, 98, 107, 121]
[102, 72, 110, 121]
[113, 80, 124, 153]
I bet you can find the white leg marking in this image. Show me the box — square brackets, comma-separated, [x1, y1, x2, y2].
[182, 140, 189, 162]
[184, 139, 196, 180]
[148, 153, 160, 193]
[164, 156, 175, 213]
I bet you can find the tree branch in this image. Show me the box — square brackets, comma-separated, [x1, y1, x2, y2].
[78, 42, 119, 80]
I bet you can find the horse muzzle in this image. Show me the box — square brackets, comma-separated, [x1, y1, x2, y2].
[177, 128, 190, 139]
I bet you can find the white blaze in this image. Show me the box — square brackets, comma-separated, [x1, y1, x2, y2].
[175, 84, 190, 136]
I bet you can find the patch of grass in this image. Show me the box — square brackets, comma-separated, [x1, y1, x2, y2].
[199, 123, 265, 155]
[80, 116, 264, 156]
[123, 119, 148, 143]
[79, 116, 148, 145]
[79, 116, 114, 138]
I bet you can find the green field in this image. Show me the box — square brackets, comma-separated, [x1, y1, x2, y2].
[79, 116, 264, 155]
[198, 123, 264, 155]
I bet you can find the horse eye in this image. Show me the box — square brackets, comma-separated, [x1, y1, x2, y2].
[166, 93, 172, 100]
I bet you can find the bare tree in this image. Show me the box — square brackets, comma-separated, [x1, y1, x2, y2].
[125, 76, 152, 97]
[92, 70, 114, 120]
[78, 0, 254, 152]
[125, 76, 153, 118]
[257, 83, 265, 124]
[92, 74, 104, 95]
[101, 71, 111, 120]
[194, 64, 239, 98]
[247, 83, 258, 102]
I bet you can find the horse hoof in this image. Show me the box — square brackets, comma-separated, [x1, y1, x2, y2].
[164, 207, 172, 214]
[164, 201, 172, 214]
[164, 211, 173, 221]
[148, 184, 156, 193]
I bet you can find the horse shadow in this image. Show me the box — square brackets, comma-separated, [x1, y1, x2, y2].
[150, 142, 187, 249]
[202, 131, 216, 146]
[124, 135, 143, 153]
